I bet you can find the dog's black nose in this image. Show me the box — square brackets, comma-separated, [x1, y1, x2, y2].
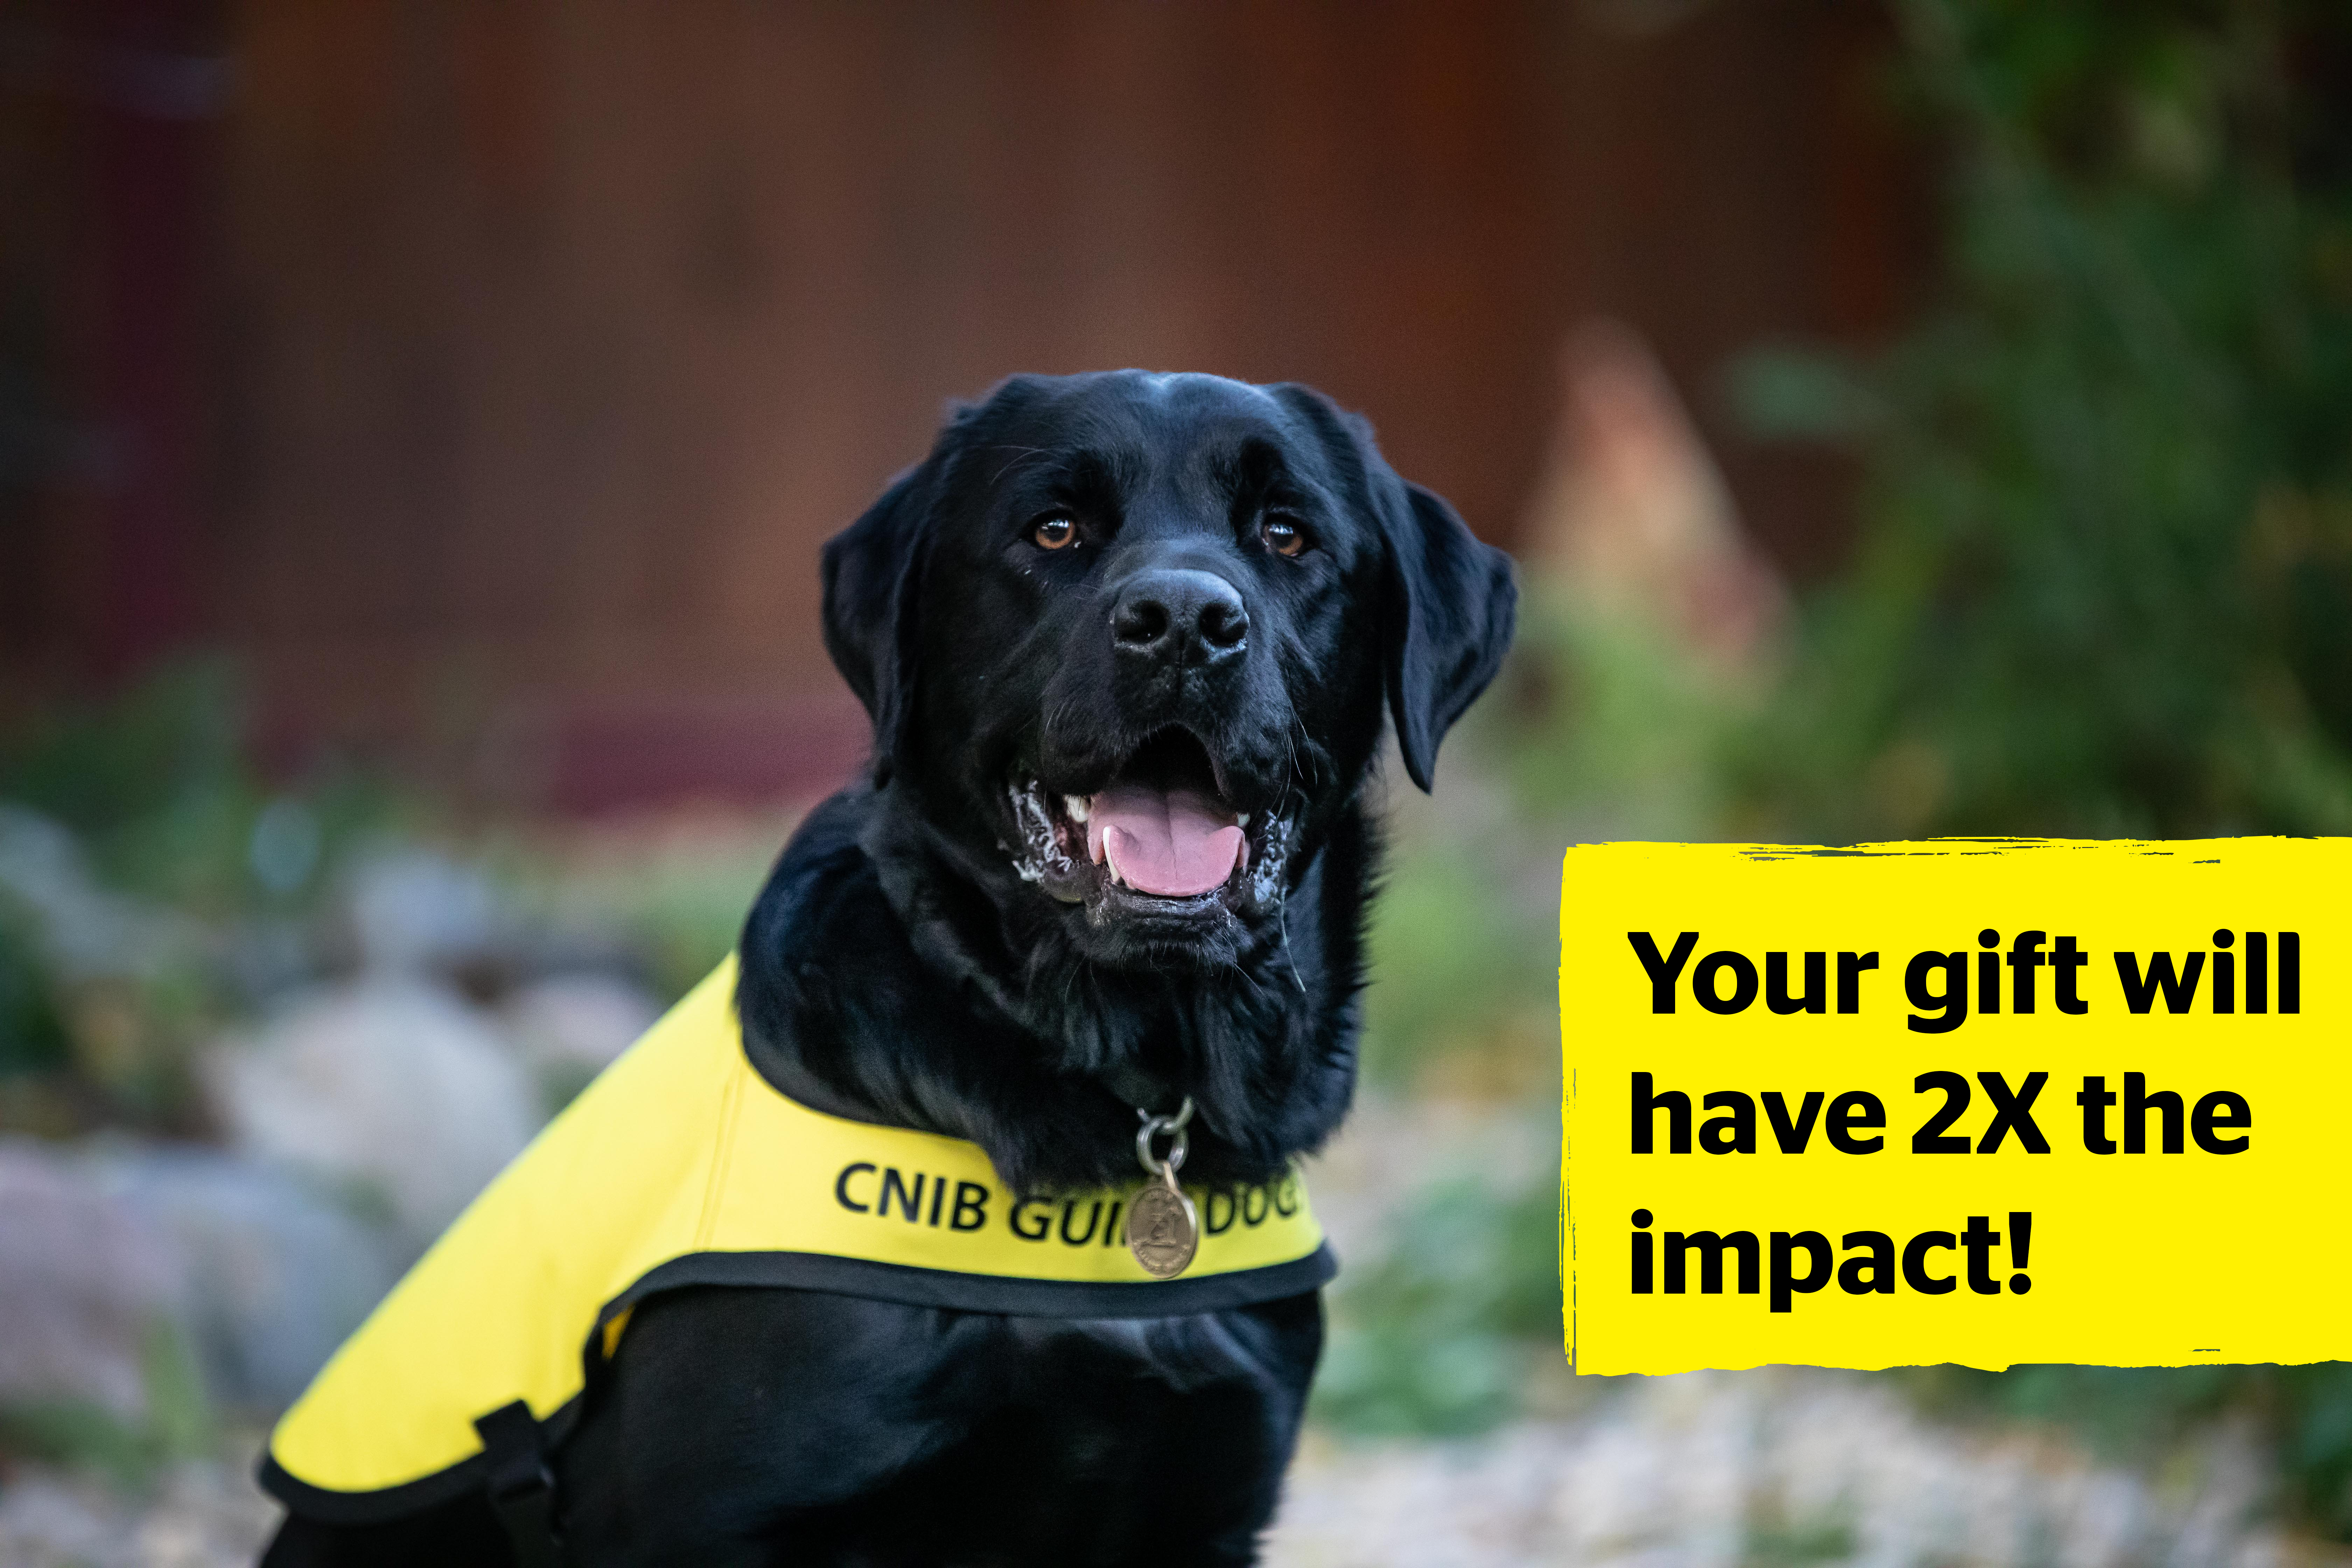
[1111, 569, 1248, 666]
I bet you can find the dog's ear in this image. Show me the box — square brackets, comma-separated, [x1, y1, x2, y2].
[821, 463, 934, 786]
[1276, 386, 1517, 792]
[1377, 473, 1518, 791]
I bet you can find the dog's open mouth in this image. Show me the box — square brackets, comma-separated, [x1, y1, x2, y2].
[1080, 730, 1247, 897]
[1007, 729, 1289, 912]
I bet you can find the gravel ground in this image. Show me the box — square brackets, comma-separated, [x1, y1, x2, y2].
[1268, 1368, 2344, 1568]
[0, 1454, 276, 1568]
[6, 1378, 2335, 1568]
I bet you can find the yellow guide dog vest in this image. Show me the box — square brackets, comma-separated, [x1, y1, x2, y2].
[260, 959, 1333, 1523]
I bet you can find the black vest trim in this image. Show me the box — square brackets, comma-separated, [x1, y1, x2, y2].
[601, 1242, 1338, 1324]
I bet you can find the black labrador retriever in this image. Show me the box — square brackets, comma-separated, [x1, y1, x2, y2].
[263, 370, 1515, 1566]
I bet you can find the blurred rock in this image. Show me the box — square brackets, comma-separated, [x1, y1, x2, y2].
[344, 849, 505, 975]
[87, 1146, 399, 1411]
[0, 1453, 278, 1568]
[500, 971, 659, 1076]
[0, 1135, 401, 1421]
[0, 1139, 176, 1420]
[203, 978, 537, 1249]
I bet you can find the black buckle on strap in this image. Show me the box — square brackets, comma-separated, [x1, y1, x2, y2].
[473, 1400, 564, 1567]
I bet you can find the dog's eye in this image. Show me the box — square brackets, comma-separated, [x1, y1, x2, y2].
[1260, 514, 1308, 558]
[1030, 514, 1078, 551]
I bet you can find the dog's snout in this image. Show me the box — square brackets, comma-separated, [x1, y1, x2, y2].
[1111, 569, 1248, 665]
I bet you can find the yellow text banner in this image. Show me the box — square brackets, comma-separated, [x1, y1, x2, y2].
[1559, 839, 2346, 1375]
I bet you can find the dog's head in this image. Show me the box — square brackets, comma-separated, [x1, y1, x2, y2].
[823, 371, 1515, 973]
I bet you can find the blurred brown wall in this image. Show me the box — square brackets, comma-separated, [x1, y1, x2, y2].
[6, 0, 1923, 809]
[1, 0, 228, 691]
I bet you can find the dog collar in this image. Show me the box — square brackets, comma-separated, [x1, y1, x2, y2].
[260, 957, 1333, 1521]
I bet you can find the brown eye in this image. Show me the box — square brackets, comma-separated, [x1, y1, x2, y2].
[1031, 514, 1077, 550]
[1260, 514, 1307, 557]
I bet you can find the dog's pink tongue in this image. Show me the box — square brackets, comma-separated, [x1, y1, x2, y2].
[1086, 785, 1245, 897]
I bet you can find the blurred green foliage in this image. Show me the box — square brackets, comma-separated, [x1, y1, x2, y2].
[0, 897, 70, 1077]
[1311, 1175, 1562, 1436]
[1723, 0, 2352, 1539]
[1732, 0, 2352, 839]
[1904, 1362, 2352, 1539]
[1, 661, 394, 918]
[1332, 9, 2352, 1535]
[2, 662, 255, 913]
[0, 1321, 212, 1492]
[1357, 835, 1553, 1087]
[0, 660, 397, 1128]
[1742, 1513, 1859, 1568]
[1498, 592, 1764, 838]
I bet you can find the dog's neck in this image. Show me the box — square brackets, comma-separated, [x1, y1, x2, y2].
[734, 781, 1367, 1195]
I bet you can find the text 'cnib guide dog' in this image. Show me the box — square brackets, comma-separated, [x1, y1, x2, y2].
[260, 371, 1517, 1567]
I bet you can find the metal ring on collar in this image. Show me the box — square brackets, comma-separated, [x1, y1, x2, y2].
[1134, 1096, 1195, 1177]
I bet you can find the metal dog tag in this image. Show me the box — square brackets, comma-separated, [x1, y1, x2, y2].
[1126, 1168, 1198, 1279]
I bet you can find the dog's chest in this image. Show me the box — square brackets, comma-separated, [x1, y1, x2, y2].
[564, 1288, 1323, 1564]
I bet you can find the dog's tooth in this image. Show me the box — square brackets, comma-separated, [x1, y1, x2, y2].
[1064, 795, 1090, 824]
[1236, 812, 1251, 828]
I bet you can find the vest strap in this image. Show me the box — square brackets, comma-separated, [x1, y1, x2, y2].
[473, 1401, 564, 1567]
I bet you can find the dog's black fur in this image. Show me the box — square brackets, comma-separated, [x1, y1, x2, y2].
[264, 372, 1515, 1566]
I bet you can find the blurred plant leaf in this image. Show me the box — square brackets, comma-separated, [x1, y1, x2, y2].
[1720, 0, 2352, 1540]
[1313, 1175, 1560, 1437]
[1727, 0, 2352, 840]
